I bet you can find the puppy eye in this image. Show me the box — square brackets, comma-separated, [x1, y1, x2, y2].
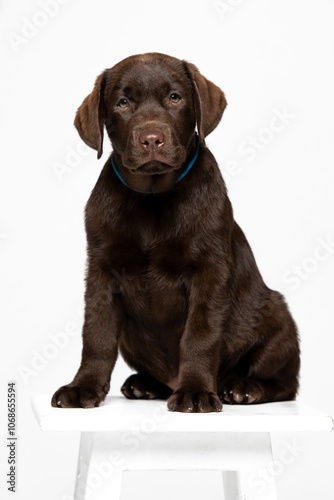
[170, 93, 181, 103]
[117, 98, 129, 109]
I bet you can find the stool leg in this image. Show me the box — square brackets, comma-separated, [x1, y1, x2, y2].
[74, 432, 123, 500]
[238, 433, 277, 500]
[222, 471, 242, 499]
[74, 432, 91, 500]
[73, 431, 277, 500]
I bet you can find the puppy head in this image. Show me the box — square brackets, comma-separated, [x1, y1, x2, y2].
[74, 53, 227, 173]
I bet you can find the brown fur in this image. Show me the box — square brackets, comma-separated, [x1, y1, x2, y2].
[52, 53, 300, 412]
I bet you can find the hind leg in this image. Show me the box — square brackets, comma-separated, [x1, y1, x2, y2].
[218, 377, 296, 404]
[219, 296, 300, 405]
[218, 340, 300, 405]
[218, 346, 300, 405]
[121, 373, 173, 400]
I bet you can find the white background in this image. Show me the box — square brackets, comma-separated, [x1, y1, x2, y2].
[1, 0, 334, 499]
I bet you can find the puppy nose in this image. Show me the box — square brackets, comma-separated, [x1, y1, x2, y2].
[139, 131, 165, 150]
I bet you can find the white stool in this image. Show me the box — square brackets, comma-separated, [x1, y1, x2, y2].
[32, 396, 332, 500]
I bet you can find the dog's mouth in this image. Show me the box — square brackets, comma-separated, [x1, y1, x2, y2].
[130, 160, 177, 176]
[121, 141, 187, 175]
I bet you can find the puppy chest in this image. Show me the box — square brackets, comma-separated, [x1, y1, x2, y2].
[117, 267, 188, 325]
[104, 234, 192, 323]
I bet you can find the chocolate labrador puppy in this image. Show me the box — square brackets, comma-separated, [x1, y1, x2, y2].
[52, 53, 300, 412]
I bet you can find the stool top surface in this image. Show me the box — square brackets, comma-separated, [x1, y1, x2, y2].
[32, 395, 333, 433]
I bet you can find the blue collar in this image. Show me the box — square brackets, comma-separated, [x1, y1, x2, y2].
[111, 134, 200, 193]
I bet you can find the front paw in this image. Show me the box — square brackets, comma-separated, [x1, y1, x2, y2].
[51, 382, 109, 408]
[167, 390, 222, 413]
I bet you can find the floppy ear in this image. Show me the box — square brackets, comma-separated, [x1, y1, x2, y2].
[74, 71, 106, 159]
[185, 62, 227, 145]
